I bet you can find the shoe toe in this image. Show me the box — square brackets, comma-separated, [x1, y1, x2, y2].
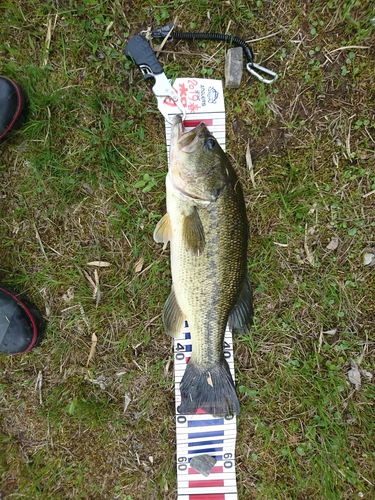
[0, 76, 29, 143]
[0, 289, 39, 354]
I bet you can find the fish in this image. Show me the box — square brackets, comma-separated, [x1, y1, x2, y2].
[154, 115, 253, 417]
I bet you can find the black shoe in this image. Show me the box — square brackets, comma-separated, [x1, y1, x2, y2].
[0, 287, 45, 354]
[0, 76, 29, 144]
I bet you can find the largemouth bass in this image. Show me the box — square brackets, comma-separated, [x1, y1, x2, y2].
[154, 115, 253, 417]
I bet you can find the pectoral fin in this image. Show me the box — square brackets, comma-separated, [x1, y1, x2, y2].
[228, 276, 254, 334]
[154, 213, 172, 249]
[162, 287, 186, 338]
[182, 208, 205, 255]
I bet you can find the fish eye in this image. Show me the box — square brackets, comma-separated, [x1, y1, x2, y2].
[204, 138, 216, 150]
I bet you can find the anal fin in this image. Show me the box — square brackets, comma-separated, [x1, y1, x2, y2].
[162, 287, 186, 338]
[228, 276, 253, 335]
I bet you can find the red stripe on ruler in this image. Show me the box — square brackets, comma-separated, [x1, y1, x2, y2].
[188, 466, 223, 474]
[189, 480, 225, 488]
[183, 119, 213, 127]
[189, 494, 225, 500]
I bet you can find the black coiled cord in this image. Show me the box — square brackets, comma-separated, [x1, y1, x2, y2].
[151, 23, 278, 83]
[170, 32, 254, 64]
[152, 23, 254, 64]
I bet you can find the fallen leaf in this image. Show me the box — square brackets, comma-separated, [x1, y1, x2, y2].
[326, 236, 339, 251]
[363, 252, 375, 266]
[82, 269, 96, 290]
[164, 356, 172, 377]
[87, 261, 111, 267]
[308, 203, 317, 215]
[274, 241, 288, 247]
[62, 287, 74, 303]
[323, 329, 337, 335]
[124, 393, 131, 413]
[304, 230, 315, 265]
[135, 257, 144, 273]
[85, 374, 106, 390]
[95, 289, 102, 306]
[347, 360, 361, 390]
[360, 368, 373, 381]
[346, 413, 356, 425]
[246, 141, 255, 188]
[86, 331, 98, 367]
[359, 151, 372, 160]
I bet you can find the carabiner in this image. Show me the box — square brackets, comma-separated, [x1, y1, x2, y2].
[246, 62, 278, 84]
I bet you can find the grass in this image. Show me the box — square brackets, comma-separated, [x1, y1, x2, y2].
[1, 0, 374, 498]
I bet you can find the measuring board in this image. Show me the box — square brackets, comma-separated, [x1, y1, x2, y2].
[174, 324, 238, 500]
[163, 78, 239, 500]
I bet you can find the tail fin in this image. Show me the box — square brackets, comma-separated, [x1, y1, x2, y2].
[177, 359, 240, 417]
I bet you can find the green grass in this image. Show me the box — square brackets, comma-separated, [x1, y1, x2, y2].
[1, 0, 374, 498]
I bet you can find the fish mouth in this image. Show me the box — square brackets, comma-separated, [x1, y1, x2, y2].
[170, 114, 185, 147]
[170, 115, 206, 156]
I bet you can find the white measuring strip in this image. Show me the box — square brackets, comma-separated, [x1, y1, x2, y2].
[174, 325, 238, 500]
[163, 78, 238, 500]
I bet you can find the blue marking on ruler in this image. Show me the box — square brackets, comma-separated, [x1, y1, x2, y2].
[187, 419, 224, 427]
[188, 430, 224, 439]
[188, 447, 224, 455]
[185, 332, 191, 340]
[188, 439, 224, 447]
[184, 345, 192, 352]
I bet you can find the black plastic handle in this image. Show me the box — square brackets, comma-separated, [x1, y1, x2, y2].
[125, 35, 163, 76]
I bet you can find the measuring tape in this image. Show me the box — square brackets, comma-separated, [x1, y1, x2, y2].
[174, 324, 238, 499]
[163, 78, 239, 499]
